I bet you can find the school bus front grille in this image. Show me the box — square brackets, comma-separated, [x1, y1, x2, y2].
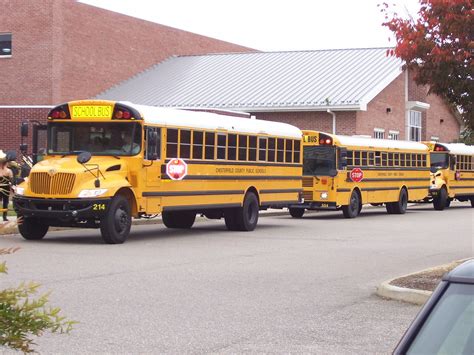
[303, 191, 313, 201]
[30, 172, 76, 195]
[302, 177, 313, 188]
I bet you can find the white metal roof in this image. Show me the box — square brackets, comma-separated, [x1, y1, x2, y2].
[439, 143, 474, 155]
[97, 48, 404, 112]
[336, 135, 429, 151]
[126, 102, 302, 138]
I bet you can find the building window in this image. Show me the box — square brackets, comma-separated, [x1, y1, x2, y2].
[430, 136, 440, 142]
[0, 33, 12, 57]
[408, 110, 422, 141]
[388, 130, 399, 140]
[373, 128, 385, 139]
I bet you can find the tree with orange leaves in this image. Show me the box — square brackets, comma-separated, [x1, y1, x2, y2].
[381, 0, 473, 132]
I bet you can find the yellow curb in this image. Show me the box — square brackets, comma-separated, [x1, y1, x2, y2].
[376, 258, 472, 305]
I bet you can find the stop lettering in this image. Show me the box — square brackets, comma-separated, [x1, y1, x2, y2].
[166, 158, 188, 180]
[350, 168, 364, 182]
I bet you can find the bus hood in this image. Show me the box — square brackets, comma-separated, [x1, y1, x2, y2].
[32, 156, 125, 174]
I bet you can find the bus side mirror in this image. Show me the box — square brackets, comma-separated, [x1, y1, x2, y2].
[339, 148, 348, 169]
[450, 155, 456, 170]
[20, 122, 28, 137]
[77, 151, 92, 164]
[328, 168, 338, 177]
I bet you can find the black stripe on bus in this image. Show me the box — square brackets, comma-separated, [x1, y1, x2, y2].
[164, 159, 302, 168]
[163, 203, 241, 212]
[160, 175, 302, 181]
[337, 186, 429, 192]
[337, 188, 351, 192]
[143, 190, 244, 197]
[451, 185, 474, 189]
[260, 189, 302, 194]
[356, 178, 429, 182]
[346, 166, 429, 171]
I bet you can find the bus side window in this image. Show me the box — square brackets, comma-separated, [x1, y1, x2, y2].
[205, 132, 215, 160]
[180, 129, 191, 159]
[368, 152, 374, 166]
[238, 135, 248, 161]
[293, 140, 300, 163]
[192, 131, 204, 159]
[276, 138, 284, 162]
[375, 151, 381, 166]
[285, 139, 293, 163]
[268, 138, 276, 162]
[249, 136, 257, 161]
[166, 129, 178, 158]
[217, 133, 227, 160]
[361, 151, 368, 166]
[388, 153, 393, 167]
[145, 127, 161, 160]
[347, 150, 354, 166]
[228, 134, 237, 160]
[354, 151, 360, 166]
[259, 137, 268, 162]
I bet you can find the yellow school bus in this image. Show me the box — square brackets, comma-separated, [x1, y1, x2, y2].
[288, 130, 431, 218]
[425, 142, 474, 210]
[13, 100, 303, 243]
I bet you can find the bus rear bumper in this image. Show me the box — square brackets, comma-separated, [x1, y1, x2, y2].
[13, 196, 111, 221]
[289, 201, 338, 210]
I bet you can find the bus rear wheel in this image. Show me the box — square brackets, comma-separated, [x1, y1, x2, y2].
[342, 190, 360, 218]
[387, 188, 408, 214]
[225, 192, 259, 231]
[289, 207, 305, 218]
[162, 211, 196, 229]
[18, 217, 49, 240]
[433, 187, 448, 211]
[100, 195, 131, 244]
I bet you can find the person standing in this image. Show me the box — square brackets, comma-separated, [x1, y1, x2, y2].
[0, 151, 13, 222]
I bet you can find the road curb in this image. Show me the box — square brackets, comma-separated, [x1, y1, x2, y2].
[376, 259, 472, 305]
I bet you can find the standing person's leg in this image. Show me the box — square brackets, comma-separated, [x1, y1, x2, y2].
[1, 186, 9, 221]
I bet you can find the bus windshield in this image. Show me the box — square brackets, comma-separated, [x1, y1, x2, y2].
[47, 122, 142, 156]
[430, 152, 449, 170]
[303, 146, 336, 176]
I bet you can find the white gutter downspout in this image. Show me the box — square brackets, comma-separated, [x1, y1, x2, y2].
[327, 109, 336, 134]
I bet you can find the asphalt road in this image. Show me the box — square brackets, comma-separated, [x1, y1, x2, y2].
[0, 203, 472, 353]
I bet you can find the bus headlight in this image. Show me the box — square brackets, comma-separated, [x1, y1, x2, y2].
[320, 192, 328, 200]
[14, 186, 25, 195]
[78, 189, 108, 198]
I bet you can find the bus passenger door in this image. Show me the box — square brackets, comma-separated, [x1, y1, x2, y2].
[144, 127, 162, 213]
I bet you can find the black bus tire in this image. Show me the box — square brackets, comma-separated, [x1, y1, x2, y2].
[235, 192, 259, 231]
[470, 197, 474, 208]
[342, 190, 360, 218]
[100, 195, 131, 244]
[289, 207, 305, 218]
[224, 209, 239, 231]
[162, 211, 196, 229]
[391, 188, 408, 214]
[18, 217, 49, 240]
[433, 187, 447, 211]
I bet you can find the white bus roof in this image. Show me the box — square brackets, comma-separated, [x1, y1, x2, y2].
[439, 143, 474, 155]
[126, 102, 302, 139]
[335, 135, 429, 152]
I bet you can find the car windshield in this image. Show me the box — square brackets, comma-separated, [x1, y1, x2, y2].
[47, 122, 142, 156]
[407, 283, 474, 355]
[430, 152, 449, 170]
[303, 146, 336, 176]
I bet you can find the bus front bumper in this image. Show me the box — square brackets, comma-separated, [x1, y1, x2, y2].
[13, 196, 111, 220]
[289, 201, 338, 210]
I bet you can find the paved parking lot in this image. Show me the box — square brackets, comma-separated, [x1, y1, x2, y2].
[0, 203, 472, 353]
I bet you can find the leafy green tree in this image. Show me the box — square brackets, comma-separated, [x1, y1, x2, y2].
[0, 245, 75, 353]
[381, 0, 473, 129]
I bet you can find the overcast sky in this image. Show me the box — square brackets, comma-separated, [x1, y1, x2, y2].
[79, 0, 421, 51]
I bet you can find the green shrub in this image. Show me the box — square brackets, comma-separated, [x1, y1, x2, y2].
[0, 246, 75, 353]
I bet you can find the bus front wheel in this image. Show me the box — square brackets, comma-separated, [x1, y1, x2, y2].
[100, 195, 131, 244]
[162, 211, 196, 229]
[225, 192, 259, 231]
[289, 207, 305, 218]
[342, 190, 360, 218]
[18, 217, 49, 240]
[433, 187, 448, 211]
